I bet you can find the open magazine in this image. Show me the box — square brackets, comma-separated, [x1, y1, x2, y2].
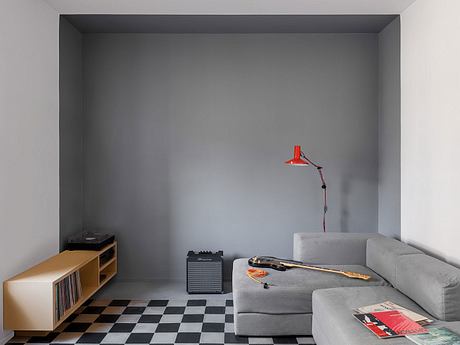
[353, 310, 428, 338]
[355, 301, 433, 326]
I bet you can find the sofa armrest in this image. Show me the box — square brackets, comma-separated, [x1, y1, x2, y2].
[293, 232, 383, 265]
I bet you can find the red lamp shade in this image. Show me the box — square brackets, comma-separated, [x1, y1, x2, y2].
[285, 145, 309, 166]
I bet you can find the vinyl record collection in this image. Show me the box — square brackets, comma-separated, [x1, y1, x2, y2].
[55, 270, 82, 321]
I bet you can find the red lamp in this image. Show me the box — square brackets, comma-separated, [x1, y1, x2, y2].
[285, 145, 309, 166]
[285, 145, 328, 232]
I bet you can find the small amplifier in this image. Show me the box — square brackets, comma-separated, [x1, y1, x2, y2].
[187, 250, 224, 294]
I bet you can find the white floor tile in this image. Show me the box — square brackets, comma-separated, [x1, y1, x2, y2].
[150, 332, 177, 343]
[200, 332, 225, 343]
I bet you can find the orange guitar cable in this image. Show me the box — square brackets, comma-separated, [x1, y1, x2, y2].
[246, 268, 273, 289]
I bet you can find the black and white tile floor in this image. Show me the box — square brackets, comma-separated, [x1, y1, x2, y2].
[7, 300, 315, 345]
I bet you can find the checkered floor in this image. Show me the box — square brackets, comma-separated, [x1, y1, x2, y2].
[7, 299, 315, 345]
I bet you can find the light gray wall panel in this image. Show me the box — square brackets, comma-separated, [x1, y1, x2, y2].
[82, 34, 379, 280]
[378, 18, 401, 238]
[59, 17, 83, 250]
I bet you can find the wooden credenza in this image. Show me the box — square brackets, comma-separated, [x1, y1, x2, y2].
[3, 242, 117, 331]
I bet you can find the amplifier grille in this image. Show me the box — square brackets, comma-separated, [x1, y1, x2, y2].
[187, 261, 223, 293]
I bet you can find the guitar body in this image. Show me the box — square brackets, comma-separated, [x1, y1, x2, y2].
[248, 256, 371, 281]
[248, 256, 302, 271]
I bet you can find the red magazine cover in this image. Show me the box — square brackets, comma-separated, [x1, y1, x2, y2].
[354, 310, 428, 338]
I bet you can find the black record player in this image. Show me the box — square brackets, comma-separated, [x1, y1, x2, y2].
[67, 232, 115, 251]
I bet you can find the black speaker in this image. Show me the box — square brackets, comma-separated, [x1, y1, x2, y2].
[186, 251, 224, 294]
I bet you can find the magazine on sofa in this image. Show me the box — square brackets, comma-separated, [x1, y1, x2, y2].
[353, 310, 428, 338]
[355, 301, 433, 325]
[406, 327, 460, 345]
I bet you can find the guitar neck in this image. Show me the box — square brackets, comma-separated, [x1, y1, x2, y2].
[281, 262, 344, 274]
[280, 262, 371, 281]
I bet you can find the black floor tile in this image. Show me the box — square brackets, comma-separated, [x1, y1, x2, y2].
[82, 306, 106, 314]
[126, 333, 153, 343]
[226, 300, 234, 306]
[95, 314, 119, 323]
[272, 336, 298, 344]
[155, 323, 180, 332]
[164, 306, 185, 314]
[64, 313, 78, 322]
[83, 299, 93, 306]
[109, 299, 130, 306]
[64, 323, 92, 332]
[225, 314, 234, 323]
[148, 299, 168, 307]
[76, 333, 106, 343]
[202, 322, 225, 332]
[187, 299, 206, 306]
[225, 332, 249, 344]
[123, 306, 146, 314]
[28, 332, 58, 343]
[175, 332, 201, 343]
[205, 306, 225, 314]
[109, 323, 136, 333]
[139, 314, 161, 323]
[182, 314, 204, 323]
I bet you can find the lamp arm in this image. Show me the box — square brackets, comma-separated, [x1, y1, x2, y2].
[300, 152, 328, 232]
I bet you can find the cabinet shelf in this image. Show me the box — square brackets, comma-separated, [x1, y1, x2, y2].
[99, 256, 116, 272]
[3, 242, 117, 331]
[100, 271, 116, 288]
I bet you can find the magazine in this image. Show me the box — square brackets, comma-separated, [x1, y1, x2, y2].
[406, 327, 460, 345]
[355, 301, 433, 325]
[354, 310, 428, 338]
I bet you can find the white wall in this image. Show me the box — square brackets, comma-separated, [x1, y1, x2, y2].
[401, 0, 460, 263]
[0, 0, 59, 342]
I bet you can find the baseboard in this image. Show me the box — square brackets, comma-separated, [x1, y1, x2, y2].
[0, 331, 14, 345]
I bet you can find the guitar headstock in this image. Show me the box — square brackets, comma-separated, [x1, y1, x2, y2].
[343, 271, 371, 281]
[248, 256, 288, 271]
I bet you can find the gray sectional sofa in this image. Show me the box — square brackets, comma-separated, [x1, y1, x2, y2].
[232, 233, 460, 344]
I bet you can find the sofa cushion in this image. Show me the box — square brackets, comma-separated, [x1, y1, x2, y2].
[233, 258, 389, 315]
[312, 286, 433, 345]
[235, 313, 312, 336]
[366, 237, 422, 285]
[293, 232, 382, 265]
[395, 254, 460, 321]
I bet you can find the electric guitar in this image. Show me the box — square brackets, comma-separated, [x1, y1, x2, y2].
[248, 256, 371, 281]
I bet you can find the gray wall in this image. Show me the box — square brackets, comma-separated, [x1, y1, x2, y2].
[378, 18, 401, 238]
[81, 34, 379, 280]
[59, 17, 84, 250]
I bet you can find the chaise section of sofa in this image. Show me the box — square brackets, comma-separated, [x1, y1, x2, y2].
[312, 286, 436, 345]
[312, 237, 460, 345]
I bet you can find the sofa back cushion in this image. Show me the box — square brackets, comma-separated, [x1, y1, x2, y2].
[394, 254, 460, 321]
[366, 237, 422, 285]
[294, 233, 382, 265]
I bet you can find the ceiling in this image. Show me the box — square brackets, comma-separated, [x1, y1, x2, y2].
[46, 0, 417, 15]
[65, 15, 398, 33]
